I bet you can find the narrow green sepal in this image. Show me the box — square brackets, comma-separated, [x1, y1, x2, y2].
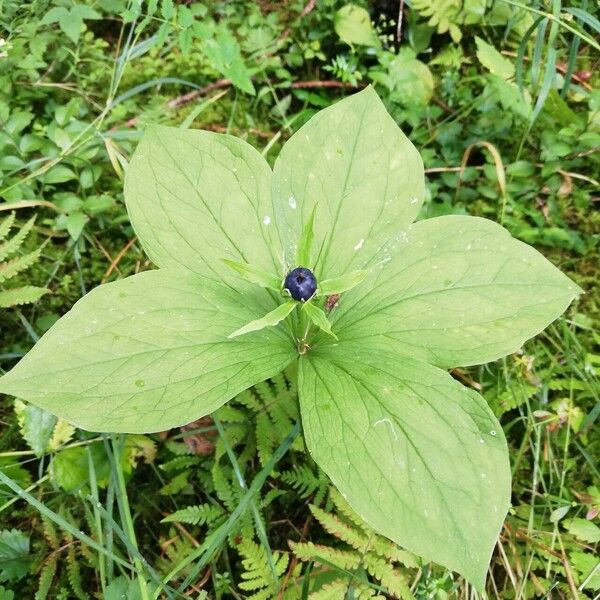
[221, 259, 281, 291]
[296, 204, 317, 267]
[319, 270, 367, 296]
[228, 301, 297, 338]
[302, 301, 337, 339]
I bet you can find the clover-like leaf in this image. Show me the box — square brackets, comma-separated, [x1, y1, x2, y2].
[0, 270, 295, 432]
[125, 126, 282, 281]
[272, 86, 425, 280]
[332, 215, 582, 368]
[299, 342, 511, 588]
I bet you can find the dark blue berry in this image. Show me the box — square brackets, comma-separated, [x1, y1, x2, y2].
[284, 267, 317, 302]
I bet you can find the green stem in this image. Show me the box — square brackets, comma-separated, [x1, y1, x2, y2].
[87, 446, 107, 595]
[0, 436, 103, 458]
[498, 0, 600, 51]
[111, 435, 150, 600]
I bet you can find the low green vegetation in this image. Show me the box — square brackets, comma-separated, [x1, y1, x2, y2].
[0, 1, 598, 598]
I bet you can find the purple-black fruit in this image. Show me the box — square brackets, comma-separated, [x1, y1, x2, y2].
[284, 267, 317, 301]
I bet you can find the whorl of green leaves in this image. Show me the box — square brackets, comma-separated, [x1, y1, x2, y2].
[0, 88, 581, 588]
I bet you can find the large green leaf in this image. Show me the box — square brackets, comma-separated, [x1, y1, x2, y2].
[299, 342, 511, 588]
[125, 126, 281, 282]
[0, 270, 295, 433]
[0, 529, 31, 582]
[332, 215, 582, 368]
[272, 86, 425, 281]
[334, 4, 379, 47]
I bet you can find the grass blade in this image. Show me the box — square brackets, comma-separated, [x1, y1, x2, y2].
[0, 469, 137, 573]
[153, 421, 301, 597]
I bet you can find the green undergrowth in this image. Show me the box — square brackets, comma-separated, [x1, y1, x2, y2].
[0, 0, 598, 598]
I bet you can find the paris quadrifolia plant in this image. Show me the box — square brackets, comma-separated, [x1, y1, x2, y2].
[0, 88, 581, 588]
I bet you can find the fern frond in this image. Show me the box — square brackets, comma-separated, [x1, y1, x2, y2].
[238, 538, 289, 596]
[212, 462, 238, 511]
[281, 464, 328, 504]
[78, 512, 96, 564]
[164, 439, 193, 455]
[311, 581, 383, 600]
[296, 489, 418, 597]
[411, 0, 487, 41]
[261, 488, 287, 508]
[290, 541, 360, 570]
[0, 285, 48, 308]
[310, 505, 370, 553]
[0, 215, 35, 262]
[0, 247, 42, 284]
[236, 389, 262, 411]
[0, 214, 47, 308]
[267, 399, 295, 442]
[214, 403, 247, 422]
[363, 554, 414, 600]
[271, 372, 289, 397]
[328, 489, 418, 565]
[329, 487, 372, 533]
[253, 380, 278, 405]
[35, 555, 58, 600]
[160, 455, 200, 472]
[355, 583, 384, 599]
[66, 539, 88, 599]
[308, 580, 347, 599]
[210, 461, 254, 540]
[310, 580, 384, 600]
[161, 504, 224, 526]
[40, 515, 60, 550]
[213, 422, 246, 462]
[548, 378, 589, 392]
[0, 212, 15, 242]
[256, 411, 278, 466]
[156, 533, 196, 579]
[159, 471, 189, 495]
